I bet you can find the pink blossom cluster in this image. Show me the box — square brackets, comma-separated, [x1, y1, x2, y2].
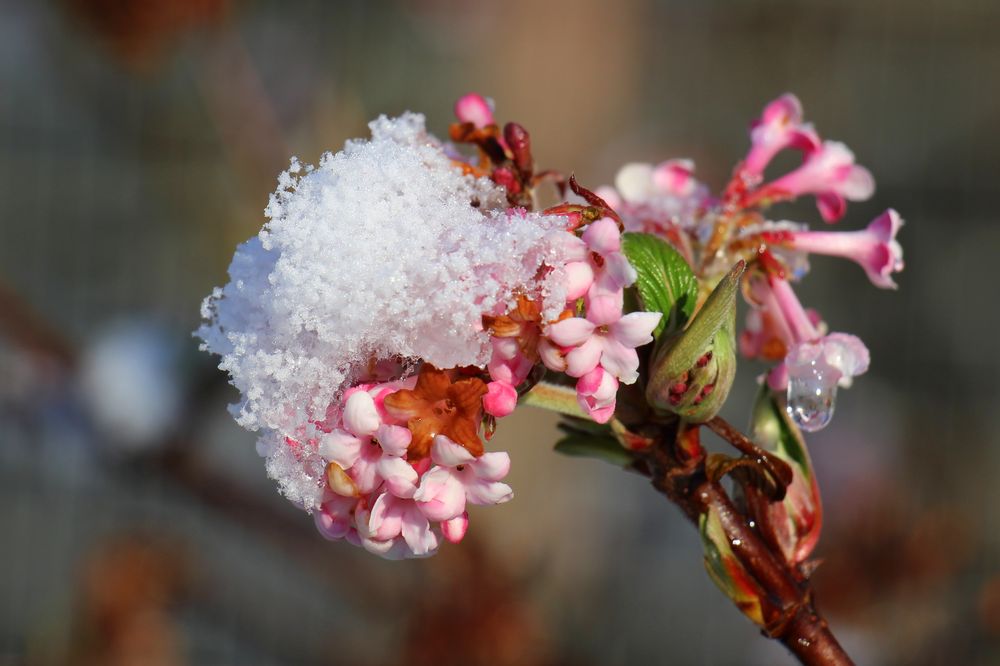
[306, 381, 513, 559]
[596, 93, 904, 430]
[481, 217, 661, 425]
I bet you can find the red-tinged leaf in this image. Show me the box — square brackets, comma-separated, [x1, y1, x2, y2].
[568, 175, 622, 224]
[699, 504, 766, 627]
[744, 386, 823, 566]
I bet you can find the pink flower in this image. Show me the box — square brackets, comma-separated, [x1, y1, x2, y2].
[546, 310, 661, 383]
[776, 209, 904, 289]
[313, 494, 360, 541]
[412, 436, 513, 522]
[576, 366, 618, 424]
[652, 159, 701, 198]
[486, 337, 533, 387]
[743, 274, 870, 431]
[364, 493, 441, 557]
[782, 333, 870, 432]
[454, 93, 495, 128]
[483, 380, 518, 418]
[750, 141, 874, 222]
[742, 94, 821, 179]
[580, 217, 638, 324]
[318, 389, 418, 498]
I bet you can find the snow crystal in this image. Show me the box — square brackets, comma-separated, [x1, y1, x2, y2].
[197, 113, 569, 506]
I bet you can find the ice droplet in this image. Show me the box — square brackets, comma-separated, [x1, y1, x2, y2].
[786, 357, 838, 432]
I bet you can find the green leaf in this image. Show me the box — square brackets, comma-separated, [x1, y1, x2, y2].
[554, 433, 633, 467]
[621, 232, 698, 338]
[556, 416, 613, 438]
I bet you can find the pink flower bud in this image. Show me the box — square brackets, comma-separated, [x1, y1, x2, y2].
[454, 93, 495, 128]
[483, 380, 518, 418]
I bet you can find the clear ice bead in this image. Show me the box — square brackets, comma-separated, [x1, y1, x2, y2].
[786, 358, 838, 432]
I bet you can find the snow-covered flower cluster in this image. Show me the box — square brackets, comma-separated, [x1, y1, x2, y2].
[597, 93, 903, 432]
[199, 91, 902, 560]
[198, 102, 659, 558]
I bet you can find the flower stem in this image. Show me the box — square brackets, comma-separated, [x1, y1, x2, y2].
[645, 416, 853, 666]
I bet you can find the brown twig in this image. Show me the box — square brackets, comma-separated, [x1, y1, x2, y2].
[645, 417, 853, 666]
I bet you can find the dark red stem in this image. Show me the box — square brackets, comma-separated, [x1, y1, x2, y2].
[645, 418, 853, 666]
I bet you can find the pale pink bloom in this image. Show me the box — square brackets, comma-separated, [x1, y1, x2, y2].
[487, 337, 533, 387]
[538, 337, 568, 373]
[319, 389, 418, 498]
[579, 217, 638, 326]
[780, 209, 904, 289]
[576, 366, 618, 424]
[313, 494, 360, 541]
[781, 332, 870, 432]
[742, 94, 821, 179]
[365, 492, 441, 557]
[441, 512, 469, 544]
[769, 333, 870, 393]
[454, 93, 495, 128]
[564, 261, 596, 301]
[413, 436, 513, 522]
[789, 333, 870, 388]
[546, 310, 661, 383]
[483, 380, 518, 418]
[751, 141, 875, 222]
[652, 159, 701, 198]
[613, 162, 658, 202]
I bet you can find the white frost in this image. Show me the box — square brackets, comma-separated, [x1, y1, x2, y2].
[197, 113, 568, 507]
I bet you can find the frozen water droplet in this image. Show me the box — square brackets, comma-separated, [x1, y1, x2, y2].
[786, 357, 838, 432]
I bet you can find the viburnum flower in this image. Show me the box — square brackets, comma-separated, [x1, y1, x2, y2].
[741, 93, 821, 179]
[765, 208, 904, 288]
[547, 311, 661, 384]
[748, 140, 875, 222]
[454, 92, 495, 128]
[199, 90, 902, 610]
[412, 435, 513, 523]
[199, 90, 908, 665]
[746, 272, 870, 430]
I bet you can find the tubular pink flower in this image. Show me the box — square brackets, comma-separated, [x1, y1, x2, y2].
[454, 93, 495, 128]
[412, 436, 513, 523]
[742, 94, 821, 179]
[576, 366, 618, 424]
[767, 276, 821, 345]
[750, 141, 874, 222]
[779, 209, 904, 289]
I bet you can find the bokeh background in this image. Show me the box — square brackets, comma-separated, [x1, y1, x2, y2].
[2, 0, 999, 664]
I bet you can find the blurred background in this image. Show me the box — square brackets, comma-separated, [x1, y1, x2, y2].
[1, 0, 999, 664]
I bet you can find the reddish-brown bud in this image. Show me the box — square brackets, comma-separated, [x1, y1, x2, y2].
[503, 122, 533, 176]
